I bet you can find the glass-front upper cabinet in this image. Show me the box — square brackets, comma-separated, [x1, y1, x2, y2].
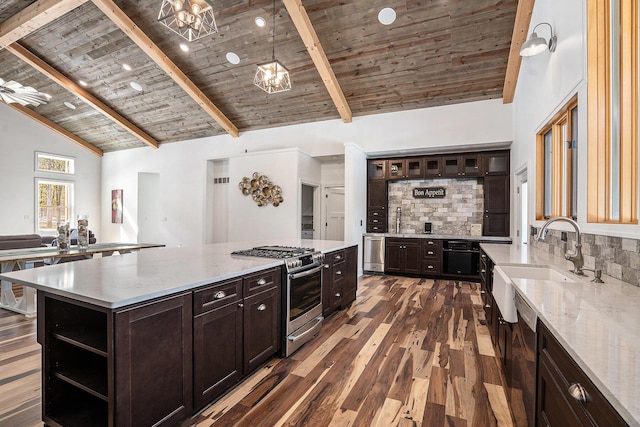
[483, 151, 510, 176]
[368, 159, 386, 179]
[441, 154, 482, 177]
[387, 158, 423, 180]
[424, 156, 442, 177]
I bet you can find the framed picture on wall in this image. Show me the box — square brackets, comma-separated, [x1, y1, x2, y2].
[112, 189, 123, 224]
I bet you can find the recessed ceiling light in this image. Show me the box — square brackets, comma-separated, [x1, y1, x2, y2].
[226, 52, 240, 65]
[64, 101, 76, 110]
[122, 63, 132, 71]
[130, 81, 143, 92]
[255, 16, 266, 27]
[179, 43, 189, 52]
[378, 7, 396, 25]
[78, 80, 88, 87]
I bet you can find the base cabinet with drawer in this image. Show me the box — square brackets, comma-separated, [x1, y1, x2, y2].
[323, 247, 358, 318]
[537, 321, 627, 427]
[422, 239, 442, 275]
[193, 268, 281, 410]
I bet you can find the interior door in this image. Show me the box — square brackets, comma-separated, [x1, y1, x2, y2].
[325, 187, 344, 241]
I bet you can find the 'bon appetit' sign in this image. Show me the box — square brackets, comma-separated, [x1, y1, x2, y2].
[413, 187, 446, 199]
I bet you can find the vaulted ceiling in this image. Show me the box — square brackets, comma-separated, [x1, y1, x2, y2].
[0, 0, 524, 156]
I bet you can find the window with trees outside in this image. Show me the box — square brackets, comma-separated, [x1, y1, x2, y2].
[36, 152, 75, 174]
[536, 98, 578, 220]
[36, 179, 74, 234]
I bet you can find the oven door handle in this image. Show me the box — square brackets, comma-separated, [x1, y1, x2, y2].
[289, 264, 323, 280]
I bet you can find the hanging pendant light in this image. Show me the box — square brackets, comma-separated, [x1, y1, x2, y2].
[158, 0, 218, 42]
[254, 0, 291, 94]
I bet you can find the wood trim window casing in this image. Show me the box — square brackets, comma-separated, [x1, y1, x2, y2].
[536, 97, 578, 220]
[587, 0, 638, 224]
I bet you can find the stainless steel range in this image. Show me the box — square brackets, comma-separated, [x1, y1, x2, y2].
[231, 246, 324, 356]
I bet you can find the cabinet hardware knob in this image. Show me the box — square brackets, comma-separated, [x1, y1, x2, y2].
[257, 278, 267, 285]
[462, 172, 466, 176]
[214, 291, 226, 299]
[238, 303, 244, 308]
[427, 241, 434, 244]
[427, 265, 434, 269]
[335, 293, 341, 297]
[480, 290, 486, 294]
[257, 304, 267, 311]
[499, 319, 507, 325]
[481, 254, 486, 258]
[336, 255, 342, 260]
[568, 383, 590, 404]
[485, 304, 491, 309]
[325, 264, 330, 269]
[427, 251, 434, 255]
[336, 270, 342, 275]
[481, 269, 486, 273]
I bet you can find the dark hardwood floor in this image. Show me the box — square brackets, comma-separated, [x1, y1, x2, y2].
[0, 275, 514, 427]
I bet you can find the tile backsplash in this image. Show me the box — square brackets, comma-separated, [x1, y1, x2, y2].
[388, 178, 484, 235]
[529, 229, 640, 287]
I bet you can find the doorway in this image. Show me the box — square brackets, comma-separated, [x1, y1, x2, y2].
[301, 184, 316, 239]
[516, 167, 529, 245]
[324, 186, 345, 241]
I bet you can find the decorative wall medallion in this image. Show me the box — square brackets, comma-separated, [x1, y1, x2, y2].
[238, 172, 283, 207]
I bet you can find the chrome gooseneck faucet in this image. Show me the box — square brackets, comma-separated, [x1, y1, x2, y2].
[536, 217, 585, 275]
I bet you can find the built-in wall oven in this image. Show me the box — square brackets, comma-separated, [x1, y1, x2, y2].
[231, 246, 325, 357]
[442, 240, 480, 277]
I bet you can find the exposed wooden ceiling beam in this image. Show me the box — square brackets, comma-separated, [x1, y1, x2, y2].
[10, 103, 104, 157]
[283, 0, 353, 123]
[6, 42, 160, 149]
[91, 0, 240, 138]
[503, 0, 535, 103]
[0, 0, 89, 47]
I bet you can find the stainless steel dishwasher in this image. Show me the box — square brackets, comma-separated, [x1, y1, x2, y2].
[363, 235, 385, 273]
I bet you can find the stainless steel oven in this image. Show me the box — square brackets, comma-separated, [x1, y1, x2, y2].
[231, 245, 324, 356]
[284, 257, 324, 356]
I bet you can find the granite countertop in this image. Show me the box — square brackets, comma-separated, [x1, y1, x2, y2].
[364, 232, 512, 242]
[0, 239, 357, 310]
[481, 243, 640, 427]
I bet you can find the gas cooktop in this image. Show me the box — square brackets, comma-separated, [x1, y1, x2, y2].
[231, 245, 316, 259]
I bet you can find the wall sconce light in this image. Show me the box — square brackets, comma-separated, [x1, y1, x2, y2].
[520, 22, 557, 57]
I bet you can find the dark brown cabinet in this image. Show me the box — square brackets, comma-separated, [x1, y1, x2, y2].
[484, 175, 510, 237]
[385, 238, 421, 275]
[38, 291, 194, 427]
[422, 239, 442, 275]
[323, 247, 358, 318]
[537, 322, 627, 427]
[387, 158, 423, 180]
[480, 250, 495, 339]
[367, 179, 387, 233]
[424, 155, 443, 178]
[368, 159, 386, 179]
[441, 154, 483, 177]
[114, 293, 193, 427]
[243, 286, 280, 373]
[483, 151, 510, 176]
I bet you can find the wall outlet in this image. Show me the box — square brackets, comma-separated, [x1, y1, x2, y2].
[530, 226, 538, 236]
[561, 231, 568, 241]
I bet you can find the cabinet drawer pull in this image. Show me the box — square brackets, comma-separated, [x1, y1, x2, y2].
[214, 291, 226, 299]
[238, 303, 244, 308]
[325, 264, 330, 269]
[485, 304, 491, 309]
[427, 241, 434, 245]
[334, 292, 341, 297]
[336, 270, 342, 275]
[568, 383, 590, 404]
[335, 255, 342, 260]
[257, 278, 267, 286]
[480, 290, 486, 294]
[427, 265, 434, 269]
[427, 251, 434, 255]
[481, 269, 486, 273]
[257, 304, 267, 311]
[373, 212, 379, 216]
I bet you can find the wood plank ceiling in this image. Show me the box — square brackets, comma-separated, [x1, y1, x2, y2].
[0, 0, 518, 154]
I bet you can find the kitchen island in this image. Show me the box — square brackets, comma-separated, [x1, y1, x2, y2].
[0, 239, 358, 427]
[481, 243, 640, 427]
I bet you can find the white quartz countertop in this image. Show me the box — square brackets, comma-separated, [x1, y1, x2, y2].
[481, 243, 640, 426]
[364, 233, 512, 242]
[0, 239, 357, 310]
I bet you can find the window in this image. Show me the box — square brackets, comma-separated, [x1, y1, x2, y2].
[35, 152, 75, 174]
[536, 98, 578, 220]
[36, 179, 74, 234]
[587, 0, 638, 223]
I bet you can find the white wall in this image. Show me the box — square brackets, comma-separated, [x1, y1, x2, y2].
[512, 0, 640, 239]
[100, 99, 512, 247]
[0, 103, 102, 237]
[345, 144, 367, 276]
